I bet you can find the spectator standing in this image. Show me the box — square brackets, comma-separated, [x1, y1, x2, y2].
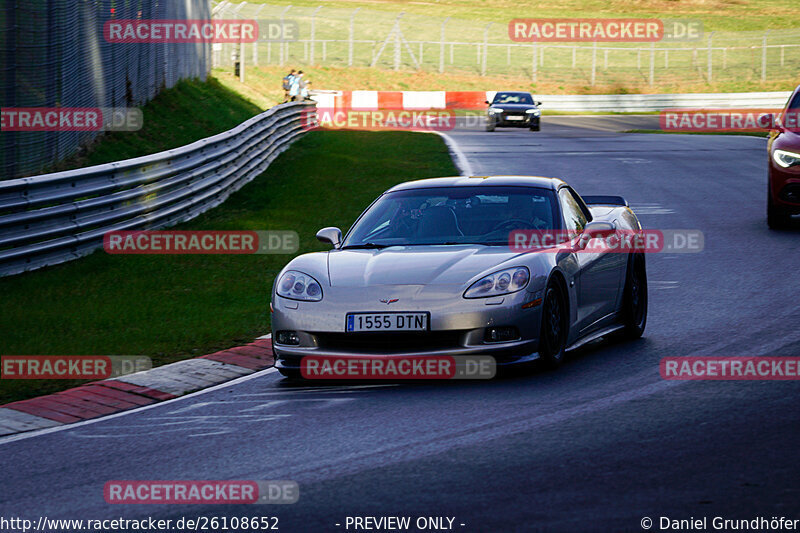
[282, 69, 296, 103]
[289, 71, 304, 101]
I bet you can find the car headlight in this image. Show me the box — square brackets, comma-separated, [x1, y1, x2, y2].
[464, 267, 530, 299]
[525, 109, 541, 116]
[488, 107, 504, 115]
[276, 270, 323, 301]
[773, 149, 800, 168]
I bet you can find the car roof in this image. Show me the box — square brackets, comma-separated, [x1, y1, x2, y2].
[386, 176, 566, 192]
[494, 91, 532, 96]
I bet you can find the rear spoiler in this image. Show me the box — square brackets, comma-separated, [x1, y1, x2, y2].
[582, 195, 628, 207]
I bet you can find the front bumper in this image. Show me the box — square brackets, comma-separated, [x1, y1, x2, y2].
[770, 163, 800, 212]
[488, 113, 540, 127]
[271, 286, 543, 368]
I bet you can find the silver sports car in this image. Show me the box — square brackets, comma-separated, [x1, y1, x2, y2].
[271, 176, 647, 377]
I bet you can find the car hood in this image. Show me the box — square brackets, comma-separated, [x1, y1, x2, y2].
[327, 245, 528, 287]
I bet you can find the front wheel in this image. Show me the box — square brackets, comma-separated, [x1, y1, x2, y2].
[485, 121, 496, 132]
[620, 253, 647, 339]
[767, 190, 792, 229]
[530, 123, 540, 131]
[538, 280, 567, 368]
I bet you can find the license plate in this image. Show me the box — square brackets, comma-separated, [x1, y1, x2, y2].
[506, 115, 524, 121]
[346, 313, 428, 332]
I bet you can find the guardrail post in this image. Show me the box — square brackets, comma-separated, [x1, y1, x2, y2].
[439, 17, 449, 73]
[349, 8, 360, 67]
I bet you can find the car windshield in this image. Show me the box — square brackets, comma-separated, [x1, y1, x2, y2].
[788, 91, 800, 111]
[492, 93, 533, 105]
[342, 186, 559, 247]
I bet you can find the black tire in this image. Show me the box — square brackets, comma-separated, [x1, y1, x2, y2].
[530, 123, 540, 131]
[620, 253, 647, 339]
[767, 188, 791, 229]
[485, 121, 495, 132]
[538, 279, 568, 368]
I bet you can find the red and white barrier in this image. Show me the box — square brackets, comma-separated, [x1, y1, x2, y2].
[312, 90, 494, 110]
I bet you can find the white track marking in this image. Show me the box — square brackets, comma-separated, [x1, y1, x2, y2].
[0, 367, 279, 446]
[428, 131, 474, 176]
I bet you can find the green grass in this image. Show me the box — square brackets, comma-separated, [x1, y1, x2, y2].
[0, 130, 457, 404]
[49, 78, 265, 173]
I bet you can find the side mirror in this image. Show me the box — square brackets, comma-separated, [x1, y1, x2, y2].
[535, 101, 542, 106]
[577, 221, 615, 249]
[316, 227, 342, 248]
[584, 220, 615, 235]
[485, 100, 491, 105]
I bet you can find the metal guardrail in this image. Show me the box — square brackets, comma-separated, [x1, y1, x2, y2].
[0, 102, 316, 277]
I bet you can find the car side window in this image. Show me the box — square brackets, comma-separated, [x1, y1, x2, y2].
[558, 188, 587, 232]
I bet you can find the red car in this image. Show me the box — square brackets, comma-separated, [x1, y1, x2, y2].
[767, 85, 800, 229]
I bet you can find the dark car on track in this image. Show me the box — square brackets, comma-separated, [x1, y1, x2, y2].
[486, 91, 542, 132]
[767, 84, 800, 229]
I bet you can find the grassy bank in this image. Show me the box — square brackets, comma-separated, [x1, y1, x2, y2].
[50, 78, 264, 173]
[0, 130, 457, 404]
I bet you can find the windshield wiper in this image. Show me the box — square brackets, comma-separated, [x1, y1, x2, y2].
[341, 242, 389, 249]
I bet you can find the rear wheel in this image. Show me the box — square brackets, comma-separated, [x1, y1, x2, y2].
[620, 253, 647, 339]
[538, 280, 567, 368]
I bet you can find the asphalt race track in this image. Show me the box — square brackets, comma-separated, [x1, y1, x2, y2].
[2, 117, 799, 532]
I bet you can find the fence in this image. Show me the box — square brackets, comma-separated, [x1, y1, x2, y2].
[212, 2, 800, 88]
[0, 102, 316, 277]
[1, 0, 213, 180]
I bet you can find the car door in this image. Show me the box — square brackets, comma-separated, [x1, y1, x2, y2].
[558, 187, 623, 334]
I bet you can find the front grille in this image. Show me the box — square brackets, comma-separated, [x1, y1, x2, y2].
[313, 331, 466, 354]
